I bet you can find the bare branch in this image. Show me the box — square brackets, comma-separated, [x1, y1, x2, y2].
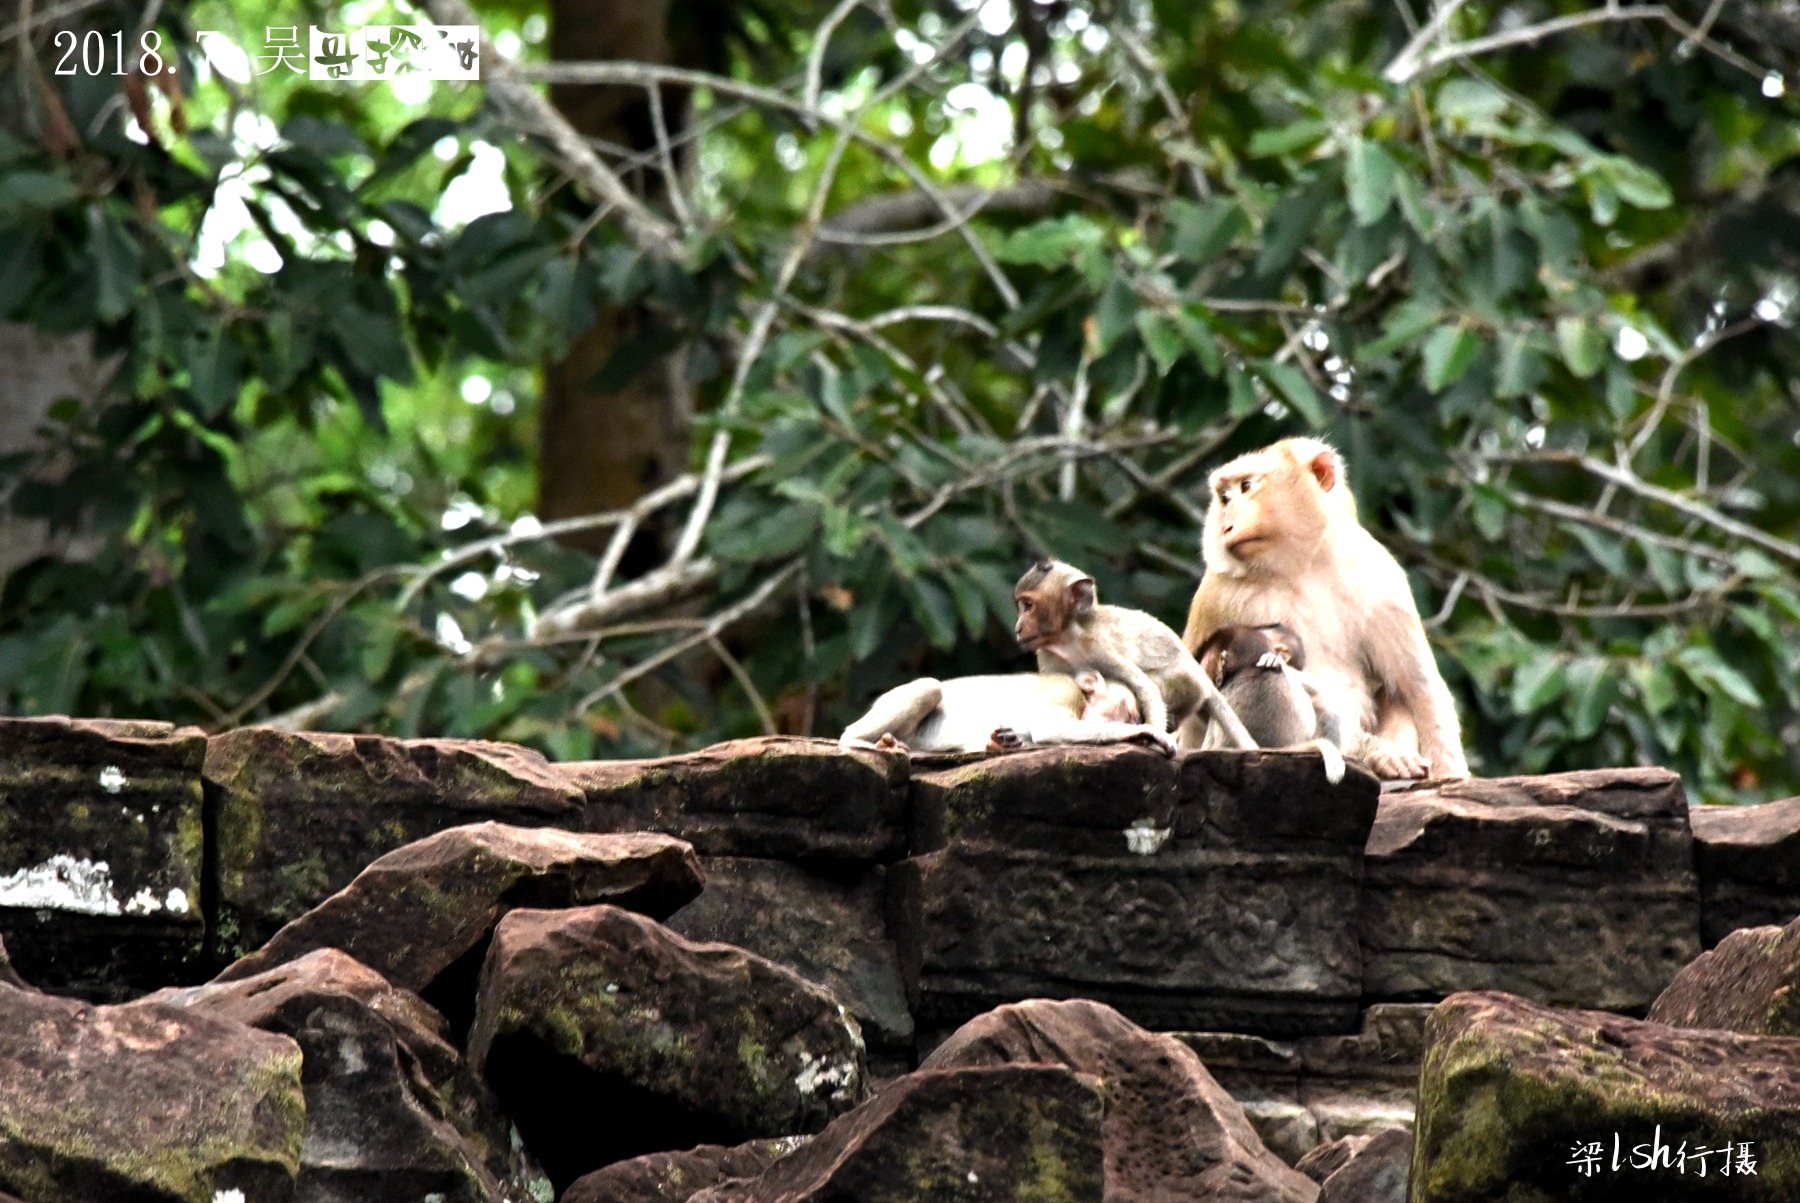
[417, 0, 683, 259]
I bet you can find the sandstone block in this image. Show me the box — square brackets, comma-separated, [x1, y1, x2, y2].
[1690, 797, 1800, 945]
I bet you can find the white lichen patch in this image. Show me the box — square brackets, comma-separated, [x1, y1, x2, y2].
[124, 887, 163, 915]
[794, 1047, 859, 1102]
[211, 1191, 246, 1203]
[98, 765, 127, 794]
[0, 855, 123, 915]
[1124, 817, 1172, 856]
[165, 887, 190, 914]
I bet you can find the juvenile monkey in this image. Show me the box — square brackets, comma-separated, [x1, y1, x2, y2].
[1195, 623, 1347, 784]
[1181, 438, 1468, 779]
[1014, 559, 1256, 750]
[839, 669, 1177, 756]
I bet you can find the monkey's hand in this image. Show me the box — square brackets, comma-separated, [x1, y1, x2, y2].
[1126, 727, 1178, 758]
[986, 727, 1025, 754]
[1255, 650, 1291, 670]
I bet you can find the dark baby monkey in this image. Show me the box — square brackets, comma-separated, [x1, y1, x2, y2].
[1195, 622, 1347, 784]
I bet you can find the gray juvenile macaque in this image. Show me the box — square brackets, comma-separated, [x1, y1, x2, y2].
[839, 669, 1176, 756]
[1195, 622, 1347, 784]
[1013, 559, 1255, 750]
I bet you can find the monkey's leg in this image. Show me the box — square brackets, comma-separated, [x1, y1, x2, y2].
[839, 679, 944, 750]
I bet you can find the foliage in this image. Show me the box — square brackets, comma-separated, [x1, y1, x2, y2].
[3, 0, 1800, 802]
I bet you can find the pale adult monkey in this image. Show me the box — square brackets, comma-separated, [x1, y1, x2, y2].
[839, 670, 1177, 756]
[1014, 559, 1256, 750]
[1181, 438, 1468, 779]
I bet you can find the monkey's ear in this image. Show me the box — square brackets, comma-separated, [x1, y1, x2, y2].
[1306, 447, 1340, 493]
[1070, 576, 1097, 614]
[1198, 643, 1225, 685]
[1074, 669, 1102, 692]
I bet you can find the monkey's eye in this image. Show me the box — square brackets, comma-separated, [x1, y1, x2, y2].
[1238, 477, 1255, 495]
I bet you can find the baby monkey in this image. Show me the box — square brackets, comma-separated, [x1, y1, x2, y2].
[1195, 623, 1347, 784]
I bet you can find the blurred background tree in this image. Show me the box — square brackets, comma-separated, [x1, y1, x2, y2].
[2, 0, 1798, 803]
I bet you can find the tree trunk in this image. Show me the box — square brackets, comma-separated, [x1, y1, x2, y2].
[540, 0, 698, 562]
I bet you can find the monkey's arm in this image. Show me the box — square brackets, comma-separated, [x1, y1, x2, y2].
[1367, 603, 1468, 778]
[1020, 716, 1177, 757]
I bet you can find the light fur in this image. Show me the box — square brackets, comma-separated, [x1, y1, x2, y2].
[1182, 439, 1467, 779]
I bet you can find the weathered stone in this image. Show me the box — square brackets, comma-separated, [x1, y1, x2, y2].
[213, 822, 702, 1039]
[897, 746, 1377, 1037]
[154, 948, 550, 1203]
[0, 982, 303, 1202]
[1647, 915, 1800, 1036]
[562, 1138, 809, 1203]
[923, 998, 1319, 1203]
[566, 737, 907, 861]
[468, 904, 867, 1192]
[0, 937, 25, 992]
[686, 1066, 1106, 1203]
[1691, 797, 1800, 945]
[1414, 991, 1800, 1202]
[1360, 769, 1701, 1011]
[1296, 1135, 1373, 1184]
[205, 727, 584, 959]
[1175, 1004, 1426, 1165]
[0, 716, 206, 997]
[665, 857, 911, 1054]
[1316, 1127, 1410, 1203]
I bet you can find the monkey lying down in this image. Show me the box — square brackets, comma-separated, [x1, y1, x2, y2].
[1194, 623, 1347, 784]
[839, 670, 1177, 756]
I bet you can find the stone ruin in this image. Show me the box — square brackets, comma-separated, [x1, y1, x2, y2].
[0, 714, 1795, 1201]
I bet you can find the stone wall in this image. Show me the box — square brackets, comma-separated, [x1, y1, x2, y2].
[2, 715, 1793, 1046]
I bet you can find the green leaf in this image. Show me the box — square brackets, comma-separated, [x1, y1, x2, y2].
[1257, 360, 1326, 426]
[1227, 364, 1260, 417]
[994, 214, 1108, 268]
[1345, 138, 1399, 227]
[1168, 198, 1247, 263]
[1470, 484, 1507, 540]
[1731, 548, 1781, 580]
[875, 513, 929, 578]
[1641, 541, 1684, 593]
[1249, 118, 1330, 157]
[1093, 274, 1138, 354]
[1565, 658, 1621, 740]
[1512, 653, 1567, 713]
[1676, 644, 1761, 706]
[1421, 325, 1481, 392]
[1436, 79, 1509, 125]
[905, 576, 959, 650]
[945, 566, 990, 638]
[1629, 659, 1679, 715]
[0, 171, 77, 220]
[1135, 309, 1185, 374]
[1175, 306, 1223, 375]
[1563, 523, 1630, 577]
[1604, 363, 1636, 422]
[1359, 300, 1441, 360]
[1495, 331, 1545, 399]
[1555, 316, 1606, 378]
[1600, 156, 1672, 210]
[1581, 168, 1620, 226]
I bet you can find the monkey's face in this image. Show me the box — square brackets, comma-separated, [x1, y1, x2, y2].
[1014, 589, 1054, 649]
[1013, 560, 1093, 650]
[1202, 446, 1331, 569]
[1077, 671, 1139, 723]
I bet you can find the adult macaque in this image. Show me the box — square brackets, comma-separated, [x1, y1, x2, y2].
[1195, 623, 1347, 784]
[839, 670, 1176, 756]
[1014, 559, 1256, 750]
[1181, 438, 1468, 779]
